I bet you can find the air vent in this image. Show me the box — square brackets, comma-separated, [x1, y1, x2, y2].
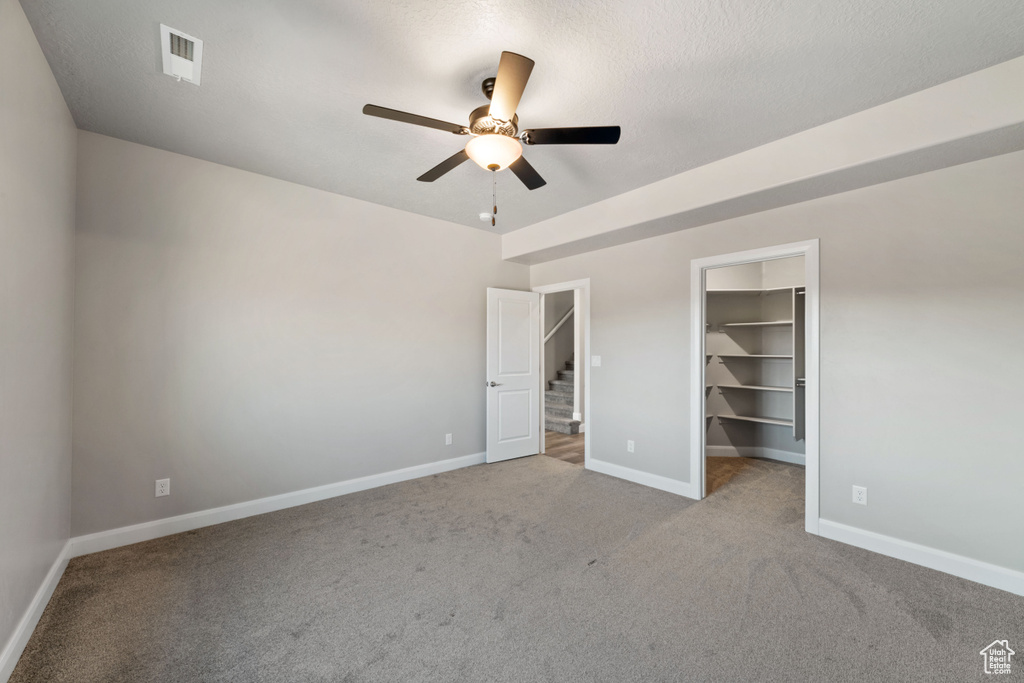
[169, 34, 193, 61]
[160, 24, 203, 85]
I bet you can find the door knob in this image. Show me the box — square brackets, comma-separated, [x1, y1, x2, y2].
[487, 381, 502, 387]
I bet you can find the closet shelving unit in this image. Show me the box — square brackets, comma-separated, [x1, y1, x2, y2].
[705, 286, 806, 441]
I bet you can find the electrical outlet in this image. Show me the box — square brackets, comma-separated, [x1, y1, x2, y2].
[627, 440, 635, 453]
[445, 433, 452, 446]
[591, 355, 602, 367]
[852, 485, 867, 505]
[155, 478, 170, 497]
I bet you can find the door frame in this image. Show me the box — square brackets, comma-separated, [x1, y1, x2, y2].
[533, 279, 591, 468]
[689, 240, 820, 534]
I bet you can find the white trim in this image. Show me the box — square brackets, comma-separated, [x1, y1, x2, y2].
[705, 445, 806, 466]
[532, 279, 592, 294]
[690, 239, 820, 535]
[689, 258, 706, 498]
[540, 294, 548, 454]
[70, 453, 485, 558]
[803, 242, 821, 534]
[572, 289, 582, 420]
[705, 445, 744, 457]
[588, 459, 693, 498]
[533, 279, 591, 469]
[0, 541, 71, 682]
[818, 520, 1024, 597]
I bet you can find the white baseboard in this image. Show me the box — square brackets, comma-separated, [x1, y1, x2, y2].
[818, 519, 1024, 597]
[705, 445, 743, 457]
[70, 452, 486, 558]
[706, 445, 806, 466]
[578, 422, 586, 433]
[0, 540, 71, 683]
[587, 458, 693, 498]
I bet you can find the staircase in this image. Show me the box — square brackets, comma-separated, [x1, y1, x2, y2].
[545, 355, 581, 434]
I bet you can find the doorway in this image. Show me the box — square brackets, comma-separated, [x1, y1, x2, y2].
[689, 241, 820, 534]
[534, 279, 591, 467]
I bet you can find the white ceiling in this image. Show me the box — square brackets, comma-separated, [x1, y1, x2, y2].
[21, 0, 1024, 234]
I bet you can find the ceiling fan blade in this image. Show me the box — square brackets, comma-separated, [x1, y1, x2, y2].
[417, 149, 470, 182]
[363, 104, 467, 134]
[522, 126, 621, 145]
[509, 156, 546, 190]
[488, 52, 535, 123]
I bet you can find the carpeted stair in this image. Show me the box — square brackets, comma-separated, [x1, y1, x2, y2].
[545, 355, 580, 434]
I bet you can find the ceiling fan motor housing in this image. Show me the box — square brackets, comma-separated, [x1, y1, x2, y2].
[469, 104, 518, 137]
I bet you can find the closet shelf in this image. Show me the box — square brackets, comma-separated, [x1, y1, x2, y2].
[720, 320, 793, 327]
[717, 354, 793, 359]
[714, 384, 793, 393]
[707, 287, 794, 294]
[717, 415, 794, 427]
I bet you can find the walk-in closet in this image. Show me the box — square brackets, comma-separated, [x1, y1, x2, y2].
[704, 256, 806, 469]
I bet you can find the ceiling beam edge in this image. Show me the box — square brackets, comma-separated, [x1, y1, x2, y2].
[502, 55, 1024, 265]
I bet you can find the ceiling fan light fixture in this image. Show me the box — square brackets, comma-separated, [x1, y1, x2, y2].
[363, 51, 619, 190]
[465, 134, 522, 171]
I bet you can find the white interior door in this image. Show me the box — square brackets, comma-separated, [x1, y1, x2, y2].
[486, 288, 541, 463]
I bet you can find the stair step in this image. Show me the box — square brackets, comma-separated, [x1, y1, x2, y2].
[545, 390, 573, 405]
[558, 370, 574, 381]
[565, 361, 574, 370]
[545, 415, 580, 435]
[545, 403, 574, 418]
[548, 379, 573, 391]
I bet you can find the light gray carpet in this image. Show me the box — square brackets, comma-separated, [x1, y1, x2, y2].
[11, 456, 1023, 682]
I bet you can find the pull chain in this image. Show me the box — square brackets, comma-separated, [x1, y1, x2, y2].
[491, 167, 498, 227]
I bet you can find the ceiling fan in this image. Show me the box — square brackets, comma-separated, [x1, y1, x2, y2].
[363, 51, 621, 192]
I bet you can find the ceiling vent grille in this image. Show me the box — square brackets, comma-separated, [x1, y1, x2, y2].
[160, 24, 203, 85]
[169, 34, 194, 61]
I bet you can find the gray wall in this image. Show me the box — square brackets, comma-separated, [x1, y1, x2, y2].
[531, 150, 1024, 572]
[0, 0, 76, 655]
[73, 132, 528, 535]
[544, 291, 574, 386]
